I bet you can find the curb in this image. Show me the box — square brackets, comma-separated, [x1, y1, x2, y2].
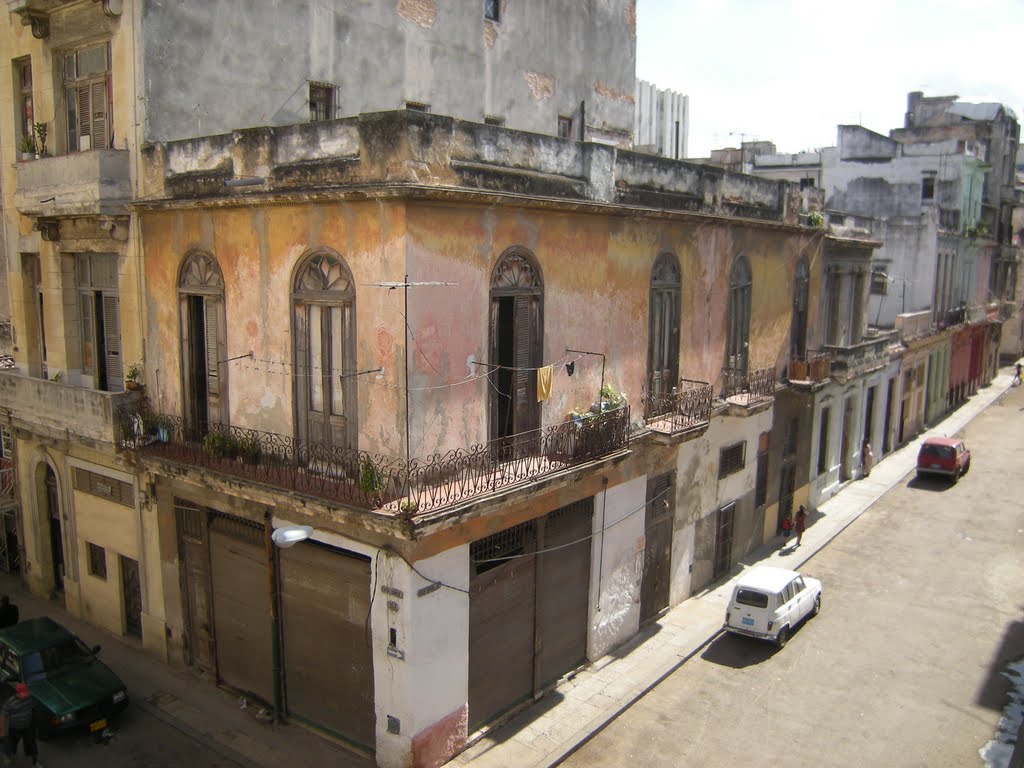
[135, 697, 253, 768]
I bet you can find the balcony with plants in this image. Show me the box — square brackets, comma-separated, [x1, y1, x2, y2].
[641, 378, 713, 440]
[718, 366, 776, 412]
[116, 398, 631, 519]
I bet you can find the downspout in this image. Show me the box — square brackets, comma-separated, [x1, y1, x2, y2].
[264, 512, 282, 725]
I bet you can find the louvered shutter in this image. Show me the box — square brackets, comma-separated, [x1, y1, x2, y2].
[80, 293, 95, 374]
[294, 302, 310, 444]
[204, 298, 222, 424]
[90, 80, 108, 149]
[77, 86, 92, 151]
[102, 293, 123, 391]
[513, 295, 540, 435]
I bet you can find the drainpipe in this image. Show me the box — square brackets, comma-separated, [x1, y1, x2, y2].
[264, 513, 282, 725]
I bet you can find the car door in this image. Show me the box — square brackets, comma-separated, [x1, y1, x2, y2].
[779, 581, 799, 627]
[792, 576, 812, 620]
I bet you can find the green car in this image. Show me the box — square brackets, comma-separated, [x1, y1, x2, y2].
[0, 617, 129, 737]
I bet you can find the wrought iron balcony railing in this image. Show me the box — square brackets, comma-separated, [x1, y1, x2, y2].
[0, 458, 13, 501]
[642, 379, 713, 434]
[720, 366, 776, 406]
[787, 349, 833, 383]
[116, 405, 630, 517]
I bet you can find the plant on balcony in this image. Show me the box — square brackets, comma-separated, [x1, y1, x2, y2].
[238, 433, 261, 465]
[32, 122, 48, 157]
[17, 134, 35, 160]
[807, 210, 825, 228]
[597, 384, 627, 411]
[125, 362, 143, 391]
[202, 431, 237, 460]
[358, 456, 383, 495]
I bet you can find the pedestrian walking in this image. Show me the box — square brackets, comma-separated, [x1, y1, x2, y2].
[795, 506, 807, 547]
[3, 682, 40, 766]
[862, 442, 873, 478]
[780, 510, 793, 545]
[0, 596, 19, 629]
[1014, 362, 1022, 386]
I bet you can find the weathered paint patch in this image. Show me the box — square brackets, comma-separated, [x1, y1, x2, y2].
[483, 19, 496, 49]
[594, 80, 635, 104]
[397, 0, 437, 28]
[624, 0, 637, 40]
[524, 71, 555, 101]
[412, 704, 467, 768]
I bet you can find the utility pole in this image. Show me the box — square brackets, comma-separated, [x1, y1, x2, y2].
[369, 278, 457, 499]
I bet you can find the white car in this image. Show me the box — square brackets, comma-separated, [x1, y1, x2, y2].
[724, 565, 822, 648]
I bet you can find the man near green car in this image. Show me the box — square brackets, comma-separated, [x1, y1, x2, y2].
[3, 682, 40, 767]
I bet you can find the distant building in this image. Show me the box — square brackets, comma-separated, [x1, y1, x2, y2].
[634, 80, 688, 159]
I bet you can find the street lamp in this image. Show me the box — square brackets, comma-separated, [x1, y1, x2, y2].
[266, 523, 314, 724]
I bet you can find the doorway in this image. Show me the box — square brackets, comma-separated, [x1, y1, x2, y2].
[44, 466, 63, 595]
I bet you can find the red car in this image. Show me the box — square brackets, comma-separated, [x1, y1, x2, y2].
[916, 436, 971, 483]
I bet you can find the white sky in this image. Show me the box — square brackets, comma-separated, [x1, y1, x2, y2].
[636, 0, 1024, 158]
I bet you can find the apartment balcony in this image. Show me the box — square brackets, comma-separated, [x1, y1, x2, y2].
[0, 369, 142, 445]
[719, 366, 776, 414]
[825, 330, 899, 380]
[641, 378, 713, 441]
[116, 405, 631, 518]
[8, 1, 120, 38]
[14, 150, 132, 218]
[0, 458, 12, 504]
[787, 350, 834, 389]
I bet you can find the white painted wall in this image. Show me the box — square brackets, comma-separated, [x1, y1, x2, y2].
[588, 476, 646, 659]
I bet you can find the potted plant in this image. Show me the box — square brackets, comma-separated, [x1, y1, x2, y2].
[202, 431, 233, 459]
[238, 433, 261, 465]
[32, 122, 48, 158]
[358, 455, 384, 504]
[125, 362, 143, 391]
[17, 134, 35, 161]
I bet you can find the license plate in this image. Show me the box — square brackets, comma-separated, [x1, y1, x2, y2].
[741, 617, 754, 626]
[931, 464, 941, 469]
[89, 718, 107, 733]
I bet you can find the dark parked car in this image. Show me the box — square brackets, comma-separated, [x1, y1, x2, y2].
[916, 436, 971, 483]
[0, 617, 128, 737]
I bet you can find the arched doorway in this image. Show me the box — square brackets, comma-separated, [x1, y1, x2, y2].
[42, 464, 64, 595]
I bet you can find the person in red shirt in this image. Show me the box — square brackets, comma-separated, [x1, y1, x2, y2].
[780, 511, 793, 545]
[3, 682, 39, 766]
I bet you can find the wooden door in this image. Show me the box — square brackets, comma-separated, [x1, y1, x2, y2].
[178, 502, 214, 675]
[640, 474, 673, 624]
[120, 555, 142, 638]
[713, 503, 735, 579]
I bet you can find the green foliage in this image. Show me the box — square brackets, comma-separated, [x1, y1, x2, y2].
[598, 384, 627, 409]
[202, 431, 237, 459]
[17, 134, 34, 154]
[125, 362, 142, 382]
[32, 122, 47, 154]
[359, 456, 383, 494]
[807, 210, 825, 228]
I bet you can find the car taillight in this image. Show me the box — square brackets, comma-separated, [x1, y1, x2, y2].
[725, 611, 730, 623]
[767, 620, 773, 631]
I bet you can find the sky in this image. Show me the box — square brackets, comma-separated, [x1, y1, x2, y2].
[636, 0, 1024, 158]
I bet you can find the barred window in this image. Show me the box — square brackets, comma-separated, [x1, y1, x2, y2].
[87, 542, 106, 580]
[73, 467, 134, 507]
[471, 521, 535, 575]
[719, 442, 746, 478]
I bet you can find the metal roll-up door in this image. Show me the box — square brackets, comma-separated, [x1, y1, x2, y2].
[209, 514, 272, 702]
[279, 541, 374, 749]
[536, 498, 592, 687]
[468, 521, 537, 729]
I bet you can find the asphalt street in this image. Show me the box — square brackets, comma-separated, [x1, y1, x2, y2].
[561, 385, 1024, 768]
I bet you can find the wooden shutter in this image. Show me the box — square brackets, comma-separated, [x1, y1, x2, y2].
[293, 302, 311, 444]
[102, 293, 122, 391]
[77, 86, 92, 151]
[90, 79, 108, 149]
[513, 295, 534, 434]
[204, 298, 223, 424]
[80, 293, 95, 374]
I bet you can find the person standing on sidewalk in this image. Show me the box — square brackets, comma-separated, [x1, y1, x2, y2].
[780, 510, 793, 546]
[3, 682, 40, 766]
[862, 442, 873, 478]
[795, 506, 807, 547]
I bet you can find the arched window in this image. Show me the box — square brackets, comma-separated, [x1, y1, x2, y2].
[648, 252, 681, 401]
[791, 258, 809, 359]
[292, 250, 355, 449]
[726, 255, 752, 374]
[179, 251, 226, 434]
[489, 247, 543, 440]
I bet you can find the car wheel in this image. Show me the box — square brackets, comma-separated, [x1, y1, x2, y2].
[812, 594, 821, 617]
[952, 467, 960, 484]
[775, 626, 790, 649]
[962, 460, 970, 476]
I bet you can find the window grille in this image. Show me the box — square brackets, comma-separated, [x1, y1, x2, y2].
[87, 542, 107, 580]
[74, 467, 134, 507]
[719, 442, 746, 478]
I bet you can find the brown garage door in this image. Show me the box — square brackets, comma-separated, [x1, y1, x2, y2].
[280, 541, 375, 750]
[536, 498, 592, 687]
[209, 513, 272, 702]
[468, 499, 593, 729]
[468, 521, 536, 729]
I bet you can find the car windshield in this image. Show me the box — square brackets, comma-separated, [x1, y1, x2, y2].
[735, 588, 769, 608]
[921, 444, 954, 460]
[21, 638, 95, 681]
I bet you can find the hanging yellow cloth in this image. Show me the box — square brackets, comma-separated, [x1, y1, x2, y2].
[537, 365, 553, 401]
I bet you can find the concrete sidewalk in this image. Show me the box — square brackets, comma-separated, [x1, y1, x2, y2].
[452, 370, 1016, 768]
